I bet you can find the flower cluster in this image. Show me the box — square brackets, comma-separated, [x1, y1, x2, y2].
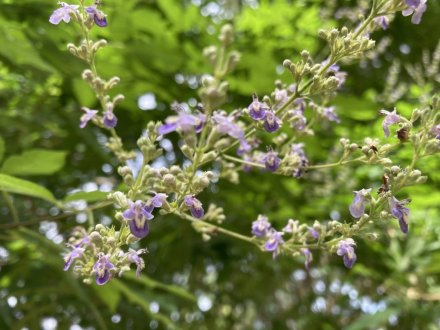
[50, 0, 439, 287]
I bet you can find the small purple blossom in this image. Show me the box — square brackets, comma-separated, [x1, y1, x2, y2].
[158, 112, 205, 135]
[403, 0, 427, 24]
[262, 150, 281, 172]
[388, 196, 410, 234]
[322, 60, 347, 88]
[251, 215, 271, 237]
[282, 219, 299, 233]
[126, 249, 146, 277]
[184, 195, 204, 219]
[49, 2, 79, 25]
[430, 124, 440, 139]
[264, 229, 284, 258]
[93, 254, 115, 285]
[301, 248, 313, 270]
[336, 239, 357, 268]
[349, 188, 371, 218]
[308, 228, 320, 240]
[63, 246, 84, 271]
[374, 16, 389, 30]
[248, 94, 269, 120]
[379, 109, 401, 137]
[237, 139, 252, 156]
[123, 200, 154, 238]
[263, 111, 281, 133]
[212, 112, 244, 140]
[322, 106, 340, 123]
[103, 110, 118, 128]
[291, 143, 309, 177]
[79, 107, 98, 128]
[86, 5, 108, 27]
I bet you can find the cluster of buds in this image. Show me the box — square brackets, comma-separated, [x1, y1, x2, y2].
[63, 225, 146, 285]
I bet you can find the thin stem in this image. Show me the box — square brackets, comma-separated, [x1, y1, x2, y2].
[175, 211, 257, 245]
[1, 191, 19, 224]
[222, 154, 265, 169]
[307, 156, 366, 170]
[0, 201, 113, 230]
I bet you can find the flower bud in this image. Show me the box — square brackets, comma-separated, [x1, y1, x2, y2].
[391, 166, 401, 174]
[110, 191, 129, 208]
[283, 59, 292, 68]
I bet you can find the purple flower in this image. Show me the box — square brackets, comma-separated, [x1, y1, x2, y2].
[123, 200, 154, 238]
[301, 248, 313, 270]
[158, 105, 206, 135]
[374, 16, 389, 30]
[336, 239, 357, 268]
[308, 228, 320, 240]
[430, 124, 440, 139]
[264, 229, 284, 258]
[322, 106, 340, 123]
[212, 112, 244, 140]
[63, 246, 84, 271]
[263, 111, 281, 133]
[251, 215, 271, 237]
[93, 254, 115, 285]
[79, 107, 98, 128]
[159, 113, 204, 135]
[322, 60, 347, 88]
[184, 195, 204, 219]
[388, 196, 410, 234]
[262, 150, 281, 172]
[103, 110, 118, 128]
[126, 249, 146, 277]
[85, 5, 108, 27]
[282, 219, 299, 233]
[379, 109, 401, 137]
[403, 0, 427, 24]
[349, 189, 371, 218]
[237, 139, 252, 156]
[49, 2, 79, 25]
[291, 143, 309, 177]
[248, 94, 269, 120]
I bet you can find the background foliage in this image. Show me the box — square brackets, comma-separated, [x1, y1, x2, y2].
[0, 0, 439, 329]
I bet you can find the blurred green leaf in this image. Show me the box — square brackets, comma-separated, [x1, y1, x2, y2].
[64, 190, 109, 203]
[1, 149, 67, 176]
[0, 173, 57, 204]
[0, 136, 4, 164]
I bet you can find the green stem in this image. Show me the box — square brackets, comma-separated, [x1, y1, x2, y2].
[222, 154, 265, 169]
[1, 191, 19, 224]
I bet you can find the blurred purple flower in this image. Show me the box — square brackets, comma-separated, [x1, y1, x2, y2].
[374, 16, 389, 30]
[403, 0, 427, 24]
[248, 94, 269, 120]
[379, 109, 401, 137]
[93, 254, 115, 285]
[301, 248, 313, 269]
[430, 124, 440, 139]
[103, 110, 117, 128]
[184, 195, 204, 219]
[264, 229, 284, 258]
[126, 249, 146, 277]
[158, 112, 205, 135]
[263, 111, 281, 133]
[388, 196, 410, 234]
[212, 112, 244, 140]
[262, 150, 281, 172]
[86, 5, 108, 27]
[49, 2, 79, 25]
[349, 188, 371, 218]
[251, 215, 271, 237]
[79, 107, 98, 128]
[337, 239, 357, 268]
[63, 246, 84, 271]
[323, 106, 340, 123]
[308, 227, 320, 240]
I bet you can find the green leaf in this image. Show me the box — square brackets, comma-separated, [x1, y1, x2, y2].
[1, 149, 67, 176]
[64, 190, 109, 203]
[0, 137, 4, 164]
[91, 281, 121, 313]
[0, 174, 58, 204]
